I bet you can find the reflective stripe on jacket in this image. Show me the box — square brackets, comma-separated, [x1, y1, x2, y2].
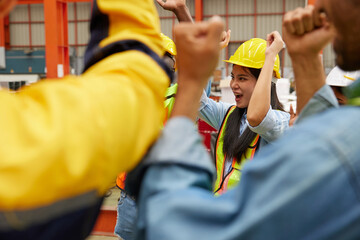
[164, 83, 178, 124]
[214, 106, 259, 195]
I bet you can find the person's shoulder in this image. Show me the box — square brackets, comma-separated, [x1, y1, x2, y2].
[293, 106, 360, 139]
[304, 106, 359, 123]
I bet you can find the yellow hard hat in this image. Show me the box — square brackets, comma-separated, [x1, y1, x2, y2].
[160, 33, 177, 56]
[224, 38, 281, 79]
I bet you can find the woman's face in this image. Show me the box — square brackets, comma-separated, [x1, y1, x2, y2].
[230, 65, 257, 108]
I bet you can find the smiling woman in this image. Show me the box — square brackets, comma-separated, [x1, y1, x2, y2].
[198, 34, 290, 195]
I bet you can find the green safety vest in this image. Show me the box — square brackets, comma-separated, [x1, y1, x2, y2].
[345, 79, 360, 106]
[214, 106, 259, 195]
[164, 83, 178, 123]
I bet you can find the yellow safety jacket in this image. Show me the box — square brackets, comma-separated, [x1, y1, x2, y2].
[214, 106, 259, 195]
[0, 0, 170, 235]
[116, 83, 178, 190]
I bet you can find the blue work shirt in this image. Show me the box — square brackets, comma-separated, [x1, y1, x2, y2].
[199, 91, 290, 144]
[199, 91, 290, 176]
[127, 84, 360, 240]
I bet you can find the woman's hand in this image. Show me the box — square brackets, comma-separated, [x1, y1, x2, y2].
[156, 0, 186, 12]
[266, 31, 284, 56]
[156, 0, 193, 23]
[289, 104, 297, 126]
[175, 16, 223, 86]
[219, 30, 231, 49]
[171, 16, 224, 121]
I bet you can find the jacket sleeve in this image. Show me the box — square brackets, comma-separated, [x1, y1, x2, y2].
[0, 0, 169, 210]
[246, 106, 290, 143]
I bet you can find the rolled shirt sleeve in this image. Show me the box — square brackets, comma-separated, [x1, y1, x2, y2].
[246, 106, 290, 143]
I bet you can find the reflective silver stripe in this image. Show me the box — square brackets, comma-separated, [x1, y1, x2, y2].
[0, 190, 100, 231]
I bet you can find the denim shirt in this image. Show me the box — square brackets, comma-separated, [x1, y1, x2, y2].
[199, 91, 290, 144]
[127, 84, 360, 240]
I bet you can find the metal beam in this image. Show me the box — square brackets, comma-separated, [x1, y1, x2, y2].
[17, 0, 91, 4]
[254, 0, 257, 37]
[17, 0, 43, 4]
[44, 0, 69, 78]
[0, 18, 4, 48]
[195, 0, 203, 22]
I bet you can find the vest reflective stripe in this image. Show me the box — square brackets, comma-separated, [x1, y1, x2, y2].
[214, 106, 259, 195]
[344, 78, 360, 105]
[163, 84, 178, 124]
[116, 172, 127, 190]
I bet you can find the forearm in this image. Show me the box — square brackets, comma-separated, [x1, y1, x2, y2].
[291, 54, 325, 114]
[173, 4, 193, 23]
[172, 76, 205, 121]
[247, 54, 274, 126]
[171, 17, 223, 122]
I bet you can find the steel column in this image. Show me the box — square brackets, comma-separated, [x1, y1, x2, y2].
[74, 2, 78, 56]
[4, 16, 9, 49]
[27, 4, 32, 49]
[281, 0, 286, 77]
[0, 18, 4, 48]
[0, 13, 9, 49]
[195, 0, 203, 22]
[225, 0, 229, 76]
[254, 0, 257, 37]
[44, 0, 69, 78]
[17, 0, 43, 4]
[17, 0, 91, 3]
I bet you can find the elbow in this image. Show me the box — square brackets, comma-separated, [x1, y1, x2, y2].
[246, 113, 263, 127]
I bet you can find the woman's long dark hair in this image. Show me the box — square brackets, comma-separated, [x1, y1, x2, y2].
[222, 67, 284, 162]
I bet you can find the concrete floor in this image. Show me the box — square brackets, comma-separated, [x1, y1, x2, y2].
[86, 186, 122, 240]
[102, 186, 121, 209]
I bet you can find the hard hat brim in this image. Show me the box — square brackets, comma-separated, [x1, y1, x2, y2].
[223, 60, 281, 79]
